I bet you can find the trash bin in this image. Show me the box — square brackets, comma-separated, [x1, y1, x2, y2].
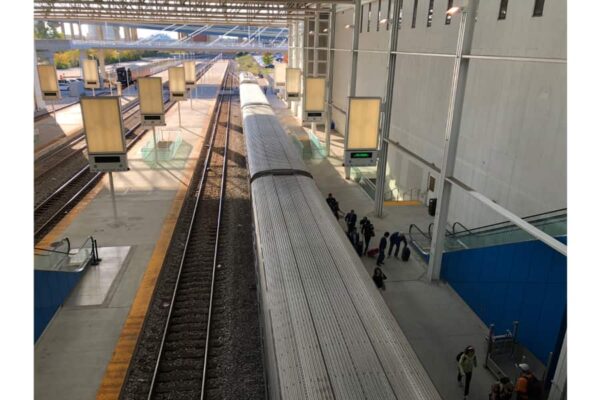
[428, 198, 437, 216]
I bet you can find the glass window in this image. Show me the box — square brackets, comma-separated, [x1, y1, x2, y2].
[427, 0, 434, 27]
[412, 0, 419, 29]
[533, 0, 545, 17]
[445, 0, 453, 25]
[498, 0, 509, 20]
[368, 3, 372, 32]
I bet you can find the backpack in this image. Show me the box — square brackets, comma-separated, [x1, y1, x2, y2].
[526, 374, 542, 399]
[456, 351, 464, 362]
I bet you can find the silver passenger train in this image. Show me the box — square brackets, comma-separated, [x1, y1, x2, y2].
[239, 73, 442, 400]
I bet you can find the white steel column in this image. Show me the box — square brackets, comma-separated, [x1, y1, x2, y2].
[547, 332, 567, 400]
[97, 49, 106, 85]
[427, 1, 479, 281]
[344, 0, 363, 179]
[325, 5, 337, 156]
[374, 0, 402, 217]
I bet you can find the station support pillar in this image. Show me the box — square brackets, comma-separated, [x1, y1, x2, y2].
[427, 1, 479, 282]
[97, 49, 107, 84]
[547, 333, 567, 400]
[324, 5, 336, 156]
[374, 0, 402, 217]
[343, 0, 363, 179]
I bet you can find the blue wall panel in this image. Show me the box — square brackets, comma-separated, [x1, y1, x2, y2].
[441, 237, 566, 363]
[34, 270, 83, 342]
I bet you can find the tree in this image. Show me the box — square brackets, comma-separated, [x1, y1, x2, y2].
[34, 21, 64, 39]
[262, 52, 274, 66]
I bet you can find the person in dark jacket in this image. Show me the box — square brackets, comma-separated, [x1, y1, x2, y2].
[372, 267, 387, 290]
[326, 193, 340, 219]
[363, 222, 375, 256]
[388, 231, 408, 258]
[376, 232, 389, 266]
[345, 209, 357, 233]
[359, 216, 369, 233]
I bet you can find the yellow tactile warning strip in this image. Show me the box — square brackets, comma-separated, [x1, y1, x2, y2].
[383, 200, 423, 207]
[96, 69, 226, 400]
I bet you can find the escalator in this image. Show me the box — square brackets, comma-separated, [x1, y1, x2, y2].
[409, 208, 566, 260]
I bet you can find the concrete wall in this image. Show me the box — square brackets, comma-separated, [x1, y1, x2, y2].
[331, 0, 566, 228]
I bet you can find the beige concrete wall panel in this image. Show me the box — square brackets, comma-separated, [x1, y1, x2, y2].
[471, 0, 567, 59]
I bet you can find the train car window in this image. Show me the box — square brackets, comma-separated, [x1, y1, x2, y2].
[498, 0, 509, 20]
[533, 0, 545, 17]
[411, 0, 418, 28]
[445, 0, 453, 25]
[360, 4, 365, 32]
[427, 0, 434, 27]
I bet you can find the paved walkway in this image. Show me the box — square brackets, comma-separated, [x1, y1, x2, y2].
[270, 93, 498, 400]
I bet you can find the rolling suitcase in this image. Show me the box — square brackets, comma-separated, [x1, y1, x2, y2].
[401, 245, 411, 261]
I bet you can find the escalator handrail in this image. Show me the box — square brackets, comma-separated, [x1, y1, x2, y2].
[452, 221, 473, 235]
[451, 208, 566, 237]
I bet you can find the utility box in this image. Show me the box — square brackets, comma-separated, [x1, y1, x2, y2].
[69, 80, 85, 96]
[428, 198, 437, 216]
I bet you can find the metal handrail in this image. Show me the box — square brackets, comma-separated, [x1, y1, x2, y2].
[452, 221, 473, 235]
[452, 208, 566, 237]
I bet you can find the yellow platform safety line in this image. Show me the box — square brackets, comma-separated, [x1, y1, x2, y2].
[96, 71, 225, 400]
[383, 200, 423, 207]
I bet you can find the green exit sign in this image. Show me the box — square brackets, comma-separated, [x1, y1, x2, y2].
[350, 152, 373, 159]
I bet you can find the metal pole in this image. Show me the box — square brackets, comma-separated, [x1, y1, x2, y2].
[427, 1, 479, 282]
[189, 88, 193, 109]
[51, 102, 56, 120]
[374, 0, 402, 217]
[108, 171, 118, 222]
[325, 5, 336, 156]
[178, 101, 182, 127]
[152, 125, 158, 164]
[92, 87, 95, 97]
[344, 0, 363, 179]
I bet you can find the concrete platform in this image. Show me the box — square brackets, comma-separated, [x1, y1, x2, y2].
[270, 94, 498, 400]
[34, 60, 229, 400]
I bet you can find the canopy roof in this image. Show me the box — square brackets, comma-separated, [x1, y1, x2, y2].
[34, 1, 352, 27]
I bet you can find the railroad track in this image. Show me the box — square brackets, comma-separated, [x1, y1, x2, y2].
[33, 64, 214, 244]
[119, 64, 236, 400]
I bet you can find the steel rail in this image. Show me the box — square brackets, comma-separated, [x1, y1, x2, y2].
[200, 70, 231, 400]
[145, 63, 230, 400]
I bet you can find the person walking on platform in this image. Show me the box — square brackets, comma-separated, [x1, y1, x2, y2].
[363, 222, 375, 256]
[457, 345, 477, 399]
[359, 216, 369, 233]
[347, 227, 360, 254]
[345, 209, 357, 233]
[514, 363, 542, 400]
[326, 193, 340, 219]
[376, 232, 389, 266]
[372, 267, 387, 290]
[388, 231, 408, 258]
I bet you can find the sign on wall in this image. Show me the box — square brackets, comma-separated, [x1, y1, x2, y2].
[286, 68, 302, 100]
[304, 77, 326, 122]
[344, 97, 381, 166]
